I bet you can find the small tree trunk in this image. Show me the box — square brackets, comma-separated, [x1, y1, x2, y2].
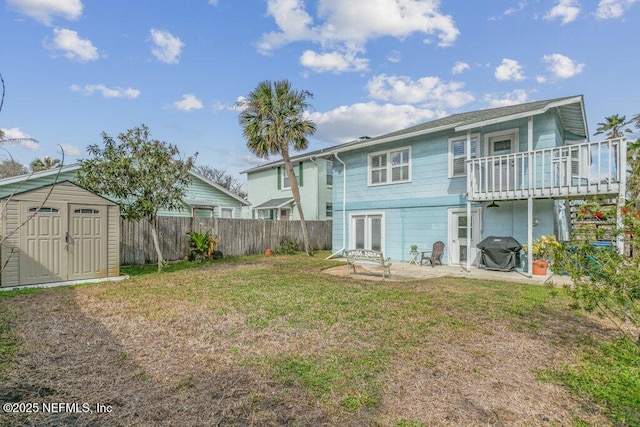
[281, 147, 312, 256]
[149, 217, 164, 272]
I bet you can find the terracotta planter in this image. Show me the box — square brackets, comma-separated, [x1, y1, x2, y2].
[264, 248, 273, 256]
[532, 260, 549, 276]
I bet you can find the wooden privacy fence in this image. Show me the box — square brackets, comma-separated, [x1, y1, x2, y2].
[120, 217, 332, 265]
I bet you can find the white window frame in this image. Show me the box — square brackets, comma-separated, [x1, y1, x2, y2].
[256, 209, 271, 219]
[192, 207, 214, 218]
[484, 128, 519, 156]
[220, 207, 234, 218]
[367, 146, 411, 186]
[282, 165, 299, 190]
[349, 211, 385, 251]
[326, 160, 333, 187]
[325, 202, 333, 218]
[448, 133, 479, 178]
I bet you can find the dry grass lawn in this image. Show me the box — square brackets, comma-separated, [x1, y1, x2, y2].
[0, 254, 623, 426]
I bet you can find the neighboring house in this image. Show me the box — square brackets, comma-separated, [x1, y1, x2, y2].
[0, 163, 250, 218]
[324, 95, 626, 272]
[242, 154, 333, 221]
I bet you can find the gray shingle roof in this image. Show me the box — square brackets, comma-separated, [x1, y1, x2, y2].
[242, 95, 586, 173]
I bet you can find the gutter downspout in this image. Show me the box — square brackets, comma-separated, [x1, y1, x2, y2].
[527, 116, 534, 278]
[326, 152, 347, 259]
[466, 130, 472, 273]
[309, 156, 320, 221]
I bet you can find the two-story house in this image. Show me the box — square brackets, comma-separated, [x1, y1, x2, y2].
[242, 152, 334, 221]
[325, 95, 626, 274]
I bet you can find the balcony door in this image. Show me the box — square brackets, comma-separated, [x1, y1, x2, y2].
[487, 130, 517, 191]
[350, 213, 384, 251]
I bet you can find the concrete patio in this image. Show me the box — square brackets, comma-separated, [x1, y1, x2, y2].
[324, 260, 573, 286]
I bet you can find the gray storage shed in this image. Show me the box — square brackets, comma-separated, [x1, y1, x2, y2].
[1, 181, 120, 287]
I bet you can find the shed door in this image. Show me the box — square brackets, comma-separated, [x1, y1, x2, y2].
[20, 203, 66, 285]
[68, 204, 108, 280]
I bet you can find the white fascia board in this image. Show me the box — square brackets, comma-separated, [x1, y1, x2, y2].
[455, 96, 584, 132]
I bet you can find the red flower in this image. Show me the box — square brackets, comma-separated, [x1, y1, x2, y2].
[594, 211, 604, 219]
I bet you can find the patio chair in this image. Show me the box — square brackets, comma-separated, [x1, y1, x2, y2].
[420, 241, 445, 267]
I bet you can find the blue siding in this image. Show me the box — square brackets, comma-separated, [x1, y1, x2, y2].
[331, 112, 565, 261]
[482, 199, 555, 246]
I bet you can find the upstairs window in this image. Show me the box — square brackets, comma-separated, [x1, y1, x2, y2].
[449, 135, 478, 177]
[368, 147, 411, 186]
[326, 161, 333, 186]
[280, 163, 302, 189]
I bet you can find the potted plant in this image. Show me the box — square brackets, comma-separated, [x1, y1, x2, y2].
[523, 235, 561, 275]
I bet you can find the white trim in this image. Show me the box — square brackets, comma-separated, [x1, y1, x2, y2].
[281, 164, 299, 190]
[448, 207, 482, 266]
[367, 146, 412, 186]
[448, 133, 479, 178]
[484, 128, 520, 155]
[220, 207, 234, 218]
[455, 96, 584, 131]
[348, 211, 385, 252]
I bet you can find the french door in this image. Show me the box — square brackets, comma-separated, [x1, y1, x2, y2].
[350, 213, 384, 251]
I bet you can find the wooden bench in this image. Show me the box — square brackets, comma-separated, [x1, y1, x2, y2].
[345, 249, 392, 278]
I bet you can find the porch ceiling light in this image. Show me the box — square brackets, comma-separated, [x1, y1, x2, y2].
[487, 200, 500, 208]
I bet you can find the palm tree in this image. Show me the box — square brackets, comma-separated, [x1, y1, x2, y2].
[238, 80, 317, 256]
[30, 156, 61, 172]
[594, 114, 631, 138]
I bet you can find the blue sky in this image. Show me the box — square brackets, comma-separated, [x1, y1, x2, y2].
[1, 0, 638, 179]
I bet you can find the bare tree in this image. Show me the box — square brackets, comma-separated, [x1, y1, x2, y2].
[195, 165, 247, 199]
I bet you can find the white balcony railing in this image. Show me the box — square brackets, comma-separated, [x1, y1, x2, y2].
[467, 138, 626, 201]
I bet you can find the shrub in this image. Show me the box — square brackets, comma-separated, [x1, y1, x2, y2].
[550, 201, 640, 347]
[186, 229, 219, 261]
[278, 236, 299, 254]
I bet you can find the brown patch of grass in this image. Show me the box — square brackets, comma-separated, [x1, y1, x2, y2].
[0, 255, 623, 426]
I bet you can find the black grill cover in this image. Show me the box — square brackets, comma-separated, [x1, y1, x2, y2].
[476, 236, 523, 271]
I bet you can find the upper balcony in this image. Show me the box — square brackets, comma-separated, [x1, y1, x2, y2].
[467, 138, 626, 202]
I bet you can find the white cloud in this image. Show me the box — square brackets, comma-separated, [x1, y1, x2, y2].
[543, 53, 584, 78]
[536, 75, 547, 83]
[310, 102, 438, 143]
[6, 0, 82, 25]
[299, 49, 368, 73]
[366, 74, 474, 109]
[494, 58, 525, 81]
[485, 90, 529, 108]
[208, 0, 218, 5]
[150, 29, 184, 64]
[71, 84, 140, 98]
[387, 50, 401, 63]
[451, 61, 470, 75]
[595, 0, 637, 19]
[46, 28, 99, 62]
[489, 1, 527, 20]
[545, 0, 581, 24]
[57, 143, 83, 156]
[172, 94, 204, 111]
[257, 0, 459, 72]
[0, 128, 40, 150]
